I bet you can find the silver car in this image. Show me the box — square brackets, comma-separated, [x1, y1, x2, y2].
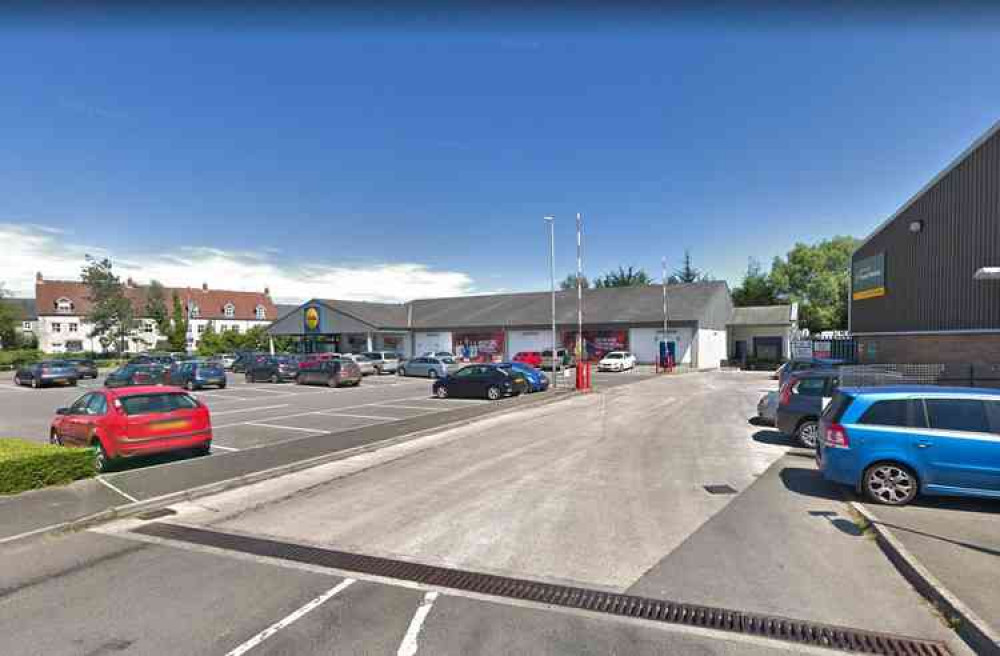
[756, 391, 778, 425]
[341, 354, 376, 376]
[398, 356, 455, 379]
[362, 351, 400, 375]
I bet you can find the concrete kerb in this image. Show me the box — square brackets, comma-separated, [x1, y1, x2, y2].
[0, 388, 582, 548]
[851, 501, 1000, 656]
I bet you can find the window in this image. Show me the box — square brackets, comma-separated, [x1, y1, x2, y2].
[70, 394, 95, 415]
[144, 322, 154, 333]
[793, 377, 827, 397]
[255, 305, 266, 320]
[120, 393, 198, 415]
[926, 399, 990, 433]
[55, 297, 74, 313]
[859, 400, 925, 428]
[198, 324, 206, 334]
[68, 323, 78, 333]
[86, 394, 108, 416]
[189, 303, 200, 319]
[52, 322, 61, 333]
[22, 321, 31, 330]
[224, 303, 235, 318]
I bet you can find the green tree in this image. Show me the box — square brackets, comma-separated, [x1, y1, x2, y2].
[145, 280, 170, 335]
[559, 273, 590, 291]
[732, 257, 778, 307]
[81, 257, 134, 354]
[197, 322, 224, 356]
[167, 293, 189, 352]
[594, 266, 652, 288]
[0, 282, 19, 349]
[769, 236, 858, 333]
[668, 250, 713, 284]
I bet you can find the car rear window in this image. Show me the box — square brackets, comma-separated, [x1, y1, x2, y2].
[926, 399, 990, 433]
[120, 393, 199, 416]
[858, 399, 926, 428]
[792, 377, 826, 397]
[823, 392, 854, 423]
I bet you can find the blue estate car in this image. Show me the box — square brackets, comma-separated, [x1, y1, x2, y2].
[818, 386, 1000, 505]
[498, 362, 549, 392]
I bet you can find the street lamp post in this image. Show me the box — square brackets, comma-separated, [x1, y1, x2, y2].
[545, 215, 557, 388]
[661, 256, 669, 371]
[576, 213, 583, 365]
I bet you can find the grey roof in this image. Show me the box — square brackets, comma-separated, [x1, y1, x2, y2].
[275, 304, 299, 317]
[728, 305, 793, 326]
[317, 299, 409, 329]
[409, 282, 730, 329]
[0, 297, 37, 321]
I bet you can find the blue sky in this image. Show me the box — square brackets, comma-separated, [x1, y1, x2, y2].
[2, 6, 999, 302]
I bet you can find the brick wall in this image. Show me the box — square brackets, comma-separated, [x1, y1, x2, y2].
[855, 333, 1000, 364]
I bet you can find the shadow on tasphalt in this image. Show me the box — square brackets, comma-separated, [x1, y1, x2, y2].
[779, 467, 848, 502]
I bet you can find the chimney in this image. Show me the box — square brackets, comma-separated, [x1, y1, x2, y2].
[264, 286, 270, 296]
[126, 277, 135, 288]
[36, 272, 43, 284]
[202, 282, 208, 292]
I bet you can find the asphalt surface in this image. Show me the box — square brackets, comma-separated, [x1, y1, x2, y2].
[0, 371, 971, 655]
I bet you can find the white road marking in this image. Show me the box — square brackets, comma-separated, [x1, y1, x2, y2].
[95, 476, 139, 503]
[372, 404, 441, 412]
[210, 444, 240, 451]
[246, 422, 327, 434]
[224, 578, 356, 656]
[210, 404, 290, 416]
[196, 393, 252, 402]
[315, 412, 398, 421]
[0, 384, 32, 392]
[240, 386, 298, 395]
[397, 590, 439, 656]
[212, 395, 434, 429]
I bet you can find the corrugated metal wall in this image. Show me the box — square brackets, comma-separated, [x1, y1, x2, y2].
[852, 126, 1000, 333]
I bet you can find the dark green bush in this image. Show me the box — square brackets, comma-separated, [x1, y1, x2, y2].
[0, 439, 96, 495]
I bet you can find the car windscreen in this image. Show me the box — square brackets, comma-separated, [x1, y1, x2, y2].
[119, 393, 199, 415]
[604, 353, 623, 359]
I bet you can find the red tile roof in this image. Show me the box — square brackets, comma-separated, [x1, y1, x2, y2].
[35, 278, 276, 321]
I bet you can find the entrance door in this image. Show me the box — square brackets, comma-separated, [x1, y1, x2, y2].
[734, 340, 747, 361]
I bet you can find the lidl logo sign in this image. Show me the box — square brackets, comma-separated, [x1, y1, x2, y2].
[304, 306, 321, 332]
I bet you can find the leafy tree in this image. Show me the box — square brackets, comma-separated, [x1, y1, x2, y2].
[197, 322, 222, 356]
[559, 274, 590, 291]
[167, 293, 189, 352]
[769, 236, 858, 333]
[145, 280, 170, 335]
[81, 257, 134, 354]
[0, 282, 19, 349]
[732, 257, 778, 307]
[668, 250, 713, 284]
[594, 266, 652, 288]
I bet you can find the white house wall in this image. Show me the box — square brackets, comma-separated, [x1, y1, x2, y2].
[696, 328, 727, 369]
[628, 327, 693, 364]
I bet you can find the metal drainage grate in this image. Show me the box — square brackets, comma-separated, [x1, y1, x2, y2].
[135, 507, 177, 521]
[703, 484, 738, 495]
[134, 522, 950, 656]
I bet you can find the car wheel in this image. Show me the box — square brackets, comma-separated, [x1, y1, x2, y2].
[486, 385, 501, 401]
[49, 429, 63, 446]
[270, 373, 279, 384]
[31, 377, 39, 389]
[245, 373, 253, 383]
[795, 420, 820, 449]
[70, 379, 78, 387]
[428, 369, 438, 379]
[328, 376, 338, 388]
[13, 375, 20, 386]
[92, 440, 111, 474]
[436, 386, 449, 399]
[863, 462, 918, 506]
[398, 367, 406, 377]
[219, 382, 226, 389]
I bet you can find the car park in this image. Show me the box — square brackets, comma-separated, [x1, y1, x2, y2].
[340, 353, 376, 376]
[230, 352, 265, 373]
[541, 348, 576, 371]
[432, 363, 529, 400]
[598, 351, 636, 372]
[245, 355, 300, 383]
[512, 351, 542, 368]
[167, 361, 228, 390]
[104, 364, 167, 388]
[818, 386, 1000, 506]
[362, 351, 401, 374]
[777, 357, 846, 388]
[65, 358, 99, 379]
[296, 359, 362, 387]
[398, 356, 456, 379]
[50, 387, 212, 472]
[13, 361, 79, 388]
[776, 369, 841, 448]
[497, 362, 549, 392]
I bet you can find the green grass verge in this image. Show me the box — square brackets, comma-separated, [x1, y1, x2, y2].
[0, 438, 96, 496]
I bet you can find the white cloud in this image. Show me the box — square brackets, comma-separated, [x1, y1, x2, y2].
[0, 223, 476, 303]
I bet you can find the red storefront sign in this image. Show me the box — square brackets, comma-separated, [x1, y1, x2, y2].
[563, 330, 628, 362]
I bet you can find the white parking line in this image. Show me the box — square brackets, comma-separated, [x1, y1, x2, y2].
[245, 422, 326, 434]
[95, 476, 139, 503]
[196, 393, 253, 402]
[212, 395, 434, 429]
[397, 590, 439, 656]
[210, 444, 240, 452]
[315, 411, 399, 421]
[225, 578, 356, 656]
[210, 404, 290, 416]
[372, 404, 442, 412]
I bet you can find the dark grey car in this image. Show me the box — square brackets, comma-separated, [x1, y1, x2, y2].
[776, 369, 841, 448]
[14, 361, 80, 388]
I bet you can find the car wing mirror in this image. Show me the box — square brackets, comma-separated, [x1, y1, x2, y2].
[56, 407, 71, 415]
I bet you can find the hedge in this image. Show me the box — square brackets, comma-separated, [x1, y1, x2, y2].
[0, 349, 42, 368]
[0, 439, 96, 496]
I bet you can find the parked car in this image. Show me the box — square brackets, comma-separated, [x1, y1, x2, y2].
[65, 358, 99, 379]
[818, 386, 1000, 506]
[167, 361, 228, 390]
[398, 356, 456, 379]
[756, 391, 778, 425]
[541, 348, 576, 371]
[776, 369, 841, 448]
[129, 353, 176, 366]
[362, 351, 401, 374]
[296, 359, 362, 387]
[512, 351, 543, 368]
[50, 387, 212, 472]
[105, 364, 167, 388]
[598, 351, 637, 372]
[231, 352, 264, 373]
[433, 364, 529, 400]
[216, 353, 237, 370]
[341, 353, 376, 376]
[245, 355, 300, 383]
[13, 361, 79, 388]
[497, 362, 549, 392]
[778, 357, 846, 388]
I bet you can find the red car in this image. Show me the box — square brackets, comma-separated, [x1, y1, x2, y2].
[50, 386, 212, 472]
[512, 351, 542, 368]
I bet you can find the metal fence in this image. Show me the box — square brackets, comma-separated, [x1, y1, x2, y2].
[839, 363, 1000, 389]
